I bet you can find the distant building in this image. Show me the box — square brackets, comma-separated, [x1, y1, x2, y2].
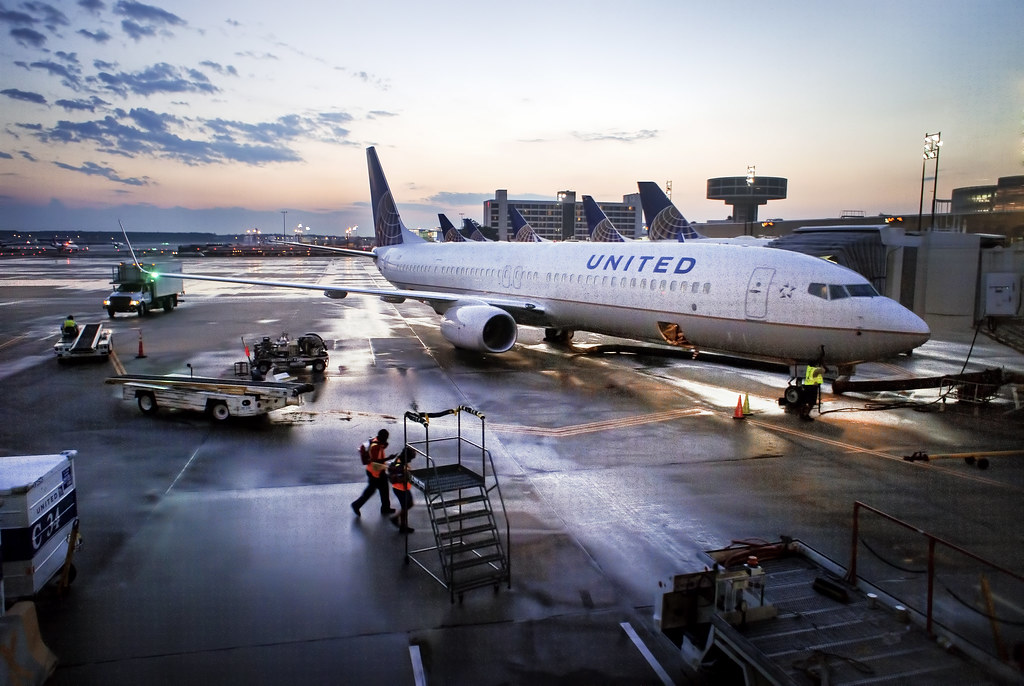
[951, 176, 1024, 214]
[706, 176, 788, 223]
[485, 190, 642, 241]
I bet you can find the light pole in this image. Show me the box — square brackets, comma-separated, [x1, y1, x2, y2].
[745, 165, 756, 236]
[281, 210, 287, 240]
[917, 132, 941, 231]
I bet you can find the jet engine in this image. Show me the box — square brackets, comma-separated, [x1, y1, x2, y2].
[439, 304, 517, 353]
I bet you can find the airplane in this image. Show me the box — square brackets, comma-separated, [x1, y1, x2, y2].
[508, 206, 546, 242]
[462, 218, 491, 242]
[582, 195, 628, 242]
[50, 237, 85, 253]
[438, 214, 467, 242]
[638, 182, 768, 244]
[126, 147, 931, 381]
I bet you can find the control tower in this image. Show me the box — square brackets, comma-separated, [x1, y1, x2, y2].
[707, 173, 787, 222]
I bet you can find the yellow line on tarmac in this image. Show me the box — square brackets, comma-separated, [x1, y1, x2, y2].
[488, 407, 711, 438]
[109, 348, 126, 375]
[926, 450, 1024, 461]
[0, 334, 28, 351]
[746, 417, 1023, 492]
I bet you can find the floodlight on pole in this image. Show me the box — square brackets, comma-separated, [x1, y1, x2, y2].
[917, 132, 941, 231]
[281, 210, 287, 240]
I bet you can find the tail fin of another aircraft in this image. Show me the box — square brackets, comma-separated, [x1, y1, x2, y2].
[367, 147, 424, 247]
[439, 214, 466, 242]
[637, 181, 705, 241]
[462, 218, 490, 241]
[583, 195, 627, 242]
[508, 206, 545, 242]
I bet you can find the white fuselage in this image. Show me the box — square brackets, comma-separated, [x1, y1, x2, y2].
[376, 239, 930, 366]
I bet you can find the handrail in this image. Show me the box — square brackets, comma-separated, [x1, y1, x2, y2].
[846, 501, 1024, 640]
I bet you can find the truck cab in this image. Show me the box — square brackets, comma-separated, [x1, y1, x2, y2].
[104, 262, 183, 317]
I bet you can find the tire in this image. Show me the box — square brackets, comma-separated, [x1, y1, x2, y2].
[209, 402, 230, 422]
[107, 308, 116, 318]
[312, 359, 326, 373]
[784, 386, 801, 405]
[257, 361, 272, 374]
[163, 298, 173, 313]
[137, 392, 157, 414]
[138, 302, 147, 317]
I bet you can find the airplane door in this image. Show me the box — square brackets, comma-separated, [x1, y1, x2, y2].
[745, 267, 775, 319]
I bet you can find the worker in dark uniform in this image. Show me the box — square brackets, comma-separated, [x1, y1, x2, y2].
[351, 429, 395, 517]
[62, 314, 79, 339]
[800, 364, 824, 420]
[388, 446, 417, 534]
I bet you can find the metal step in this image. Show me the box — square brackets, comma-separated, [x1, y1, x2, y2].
[440, 538, 501, 556]
[449, 552, 505, 572]
[437, 523, 495, 540]
[429, 494, 487, 510]
[434, 509, 491, 527]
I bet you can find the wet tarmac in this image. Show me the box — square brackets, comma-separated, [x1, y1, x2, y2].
[1, 255, 1022, 685]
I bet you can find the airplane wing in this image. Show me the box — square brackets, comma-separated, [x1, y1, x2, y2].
[275, 240, 377, 259]
[140, 266, 547, 320]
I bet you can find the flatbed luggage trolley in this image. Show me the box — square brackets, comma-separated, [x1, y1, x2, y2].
[402, 406, 511, 603]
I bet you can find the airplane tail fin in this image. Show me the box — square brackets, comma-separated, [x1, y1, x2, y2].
[582, 195, 626, 242]
[439, 213, 466, 242]
[637, 181, 705, 241]
[508, 206, 544, 242]
[462, 217, 489, 241]
[367, 147, 424, 247]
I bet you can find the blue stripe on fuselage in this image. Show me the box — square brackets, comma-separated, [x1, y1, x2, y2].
[586, 253, 696, 275]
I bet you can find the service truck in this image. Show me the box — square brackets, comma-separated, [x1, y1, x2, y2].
[103, 262, 183, 317]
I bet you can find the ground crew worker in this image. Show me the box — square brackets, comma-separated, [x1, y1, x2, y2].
[800, 364, 824, 420]
[388, 446, 417, 534]
[351, 429, 395, 516]
[62, 314, 79, 338]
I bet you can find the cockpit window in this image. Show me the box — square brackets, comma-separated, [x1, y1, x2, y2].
[808, 282, 880, 300]
[846, 283, 879, 297]
[829, 284, 849, 300]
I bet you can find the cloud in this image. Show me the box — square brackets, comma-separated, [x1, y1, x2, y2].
[114, 0, 183, 25]
[28, 59, 82, 90]
[55, 96, 108, 112]
[78, 0, 106, 12]
[0, 8, 36, 25]
[573, 129, 659, 143]
[78, 27, 111, 42]
[24, 2, 70, 31]
[19, 150, 37, 162]
[429, 191, 492, 205]
[199, 60, 238, 77]
[0, 151, 13, 159]
[53, 159, 149, 185]
[95, 62, 220, 97]
[11, 26, 46, 47]
[2, 88, 47, 104]
[33, 109, 308, 166]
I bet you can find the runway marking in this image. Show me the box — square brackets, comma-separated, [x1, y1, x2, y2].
[620, 622, 674, 686]
[409, 645, 427, 686]
[166, 444, 205, 495]
[0, 334, 27, 351]
[746, 418, 1023, 492]
[488, 407, 711, 438]
[109, 348, 126, 375]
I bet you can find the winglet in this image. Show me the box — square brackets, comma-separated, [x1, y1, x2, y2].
[582, 195, 626, 242]
[366, 147, 424, 247]
[118, 219, 146, 270]
[637, 181, 705, 241]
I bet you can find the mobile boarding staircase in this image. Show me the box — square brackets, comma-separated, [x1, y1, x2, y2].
[403, 406, 511, 603]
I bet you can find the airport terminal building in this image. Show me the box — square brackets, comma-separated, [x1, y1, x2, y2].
[485, 189, 643, 241]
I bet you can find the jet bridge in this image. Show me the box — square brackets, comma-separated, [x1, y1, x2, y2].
[400, 405, 511, 603]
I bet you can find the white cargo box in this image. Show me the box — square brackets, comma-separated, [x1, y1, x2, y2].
[0, 451, 78, 598]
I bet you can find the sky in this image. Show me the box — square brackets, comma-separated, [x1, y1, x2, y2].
[1, 0, 1022, 236]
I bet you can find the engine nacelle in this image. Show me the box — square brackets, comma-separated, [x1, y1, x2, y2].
[439, 304, 517, 353]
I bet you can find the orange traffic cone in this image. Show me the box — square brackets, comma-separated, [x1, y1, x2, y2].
[733, 395, 745, 420]
[136, 330, 146, 358]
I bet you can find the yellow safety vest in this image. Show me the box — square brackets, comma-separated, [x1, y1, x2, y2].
[804, 365, 823, 386]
